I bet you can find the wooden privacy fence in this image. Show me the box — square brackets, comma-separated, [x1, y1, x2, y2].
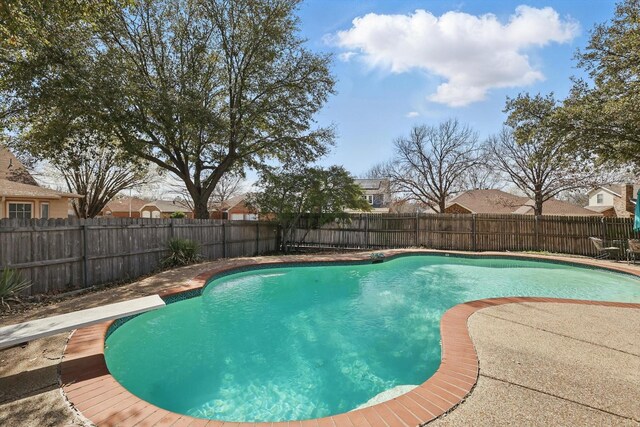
[291, 213, 639, 256]
[0, 218, 279, 295]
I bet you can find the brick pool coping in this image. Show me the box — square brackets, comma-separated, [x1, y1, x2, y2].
[60, 250, 640, 427]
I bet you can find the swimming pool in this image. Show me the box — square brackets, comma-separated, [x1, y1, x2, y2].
[103, 255, 640, 422]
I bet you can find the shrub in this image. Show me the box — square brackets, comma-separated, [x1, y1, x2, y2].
[162, 238, 201, 267]
[169, 211, 186, 219]
[0, 268, 31, 309]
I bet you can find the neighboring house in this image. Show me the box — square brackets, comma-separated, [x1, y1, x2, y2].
[584, 184, 639, 218]
[210, 194, 257, 220]
[351, 178, 391, 213]
[100, 197, 148, 218]
[140, 200, 193, 218]
[0, 146, 82, 219]
[444, 189, 602, 216]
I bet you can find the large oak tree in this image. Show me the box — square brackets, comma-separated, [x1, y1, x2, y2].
[559, 0, 640, 167]
[1, 0, 335, 218]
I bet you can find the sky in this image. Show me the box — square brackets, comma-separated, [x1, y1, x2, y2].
[293, 0, 619, 177]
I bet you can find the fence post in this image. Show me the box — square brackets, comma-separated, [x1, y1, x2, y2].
[222, 221, 226, 258]
[82, 221, 89, 288]
[601, 217, 606, 242]
[365, 214, 370, 249]
[169, 218, 174, 239]
[255, 222, 260, 256]
[415, 212, 419, 247]
[472, 214, 477, 252]
[534, 215, 540, 251]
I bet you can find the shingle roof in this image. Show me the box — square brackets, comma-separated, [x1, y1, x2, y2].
[104, 197, 148, 213]
[584, 205, 615, 213]
[447, 189, 601, 216]
[141, 200, 192, 213]
[447, 189, 526, 214]
[355, 179, 388, 190]
[0, 146, 38, 186]
[210, 194, 247, 211]
[0, 179, 82, 199]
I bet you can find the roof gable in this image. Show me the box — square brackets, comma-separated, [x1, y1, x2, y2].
[0, 146, 38, 186]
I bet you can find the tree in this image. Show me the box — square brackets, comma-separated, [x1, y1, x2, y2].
[248, 166, 370, 252]
[1, 0, 335, 219]
[559, 0, 640, 167]
[385, 119, 480, 213]
[487, 93, 601, 215]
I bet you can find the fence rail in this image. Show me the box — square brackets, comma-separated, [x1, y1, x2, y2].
[290, 213, 639, 256]
[0, 218, 279, 295]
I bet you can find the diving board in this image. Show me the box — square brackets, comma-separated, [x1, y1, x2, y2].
[0, 294, 165, 350]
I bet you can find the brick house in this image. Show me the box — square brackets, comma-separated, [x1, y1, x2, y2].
[584, 184, 639, 218]
[210, 195, 257, 220]
[139, 200, 193, 218]
[100, 197, 148, 218]
[0, 147, 81, 219]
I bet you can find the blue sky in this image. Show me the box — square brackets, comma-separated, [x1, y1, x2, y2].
[294, 0, 618, 176]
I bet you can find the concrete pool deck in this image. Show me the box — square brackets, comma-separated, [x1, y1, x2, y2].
[1, 250, 639, 426]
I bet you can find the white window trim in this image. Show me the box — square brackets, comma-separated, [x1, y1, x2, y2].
[40, 202, 50, 219]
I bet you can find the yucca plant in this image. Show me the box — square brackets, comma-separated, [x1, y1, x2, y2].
[162, 238, 201, 267]
[0, 268, 31, 309]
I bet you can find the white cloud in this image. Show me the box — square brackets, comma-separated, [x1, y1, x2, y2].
[406, 111, 419, 118]
[332, 6, 579, 107]
[338, 51, 357, 62]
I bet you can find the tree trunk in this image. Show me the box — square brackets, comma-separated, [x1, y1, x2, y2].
[193, 198, 210, 219]
[187, 185, 213, 219]
[534, 193, 543, 216]
[438, 199, 446, 214]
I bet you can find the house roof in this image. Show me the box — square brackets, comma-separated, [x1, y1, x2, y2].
[104, 197, 148, 213]
[354, 179, 389, 190]
[0, 146, 38, 186]
[0, 179, 82, 199]
[447, 189, 601, 216]
[447, 189, 526, 214]
[140, 200, 192, 213]
[584, 205, 616, 213]
[210, 194, 247, 211]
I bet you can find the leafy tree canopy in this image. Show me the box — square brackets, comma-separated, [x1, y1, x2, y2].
[1, 0, 335, 218]
[248, 165, 370, 251]
[559, 0, 640, 167]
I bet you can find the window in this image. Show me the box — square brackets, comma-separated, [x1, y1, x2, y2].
[596, 193, 603, 204]
[8, 202, 32, 219]
[40, 203, 49, 219]
[363, 195, 374, 205]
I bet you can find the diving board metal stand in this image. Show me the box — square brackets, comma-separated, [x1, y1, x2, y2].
[0, 294, 165, 350]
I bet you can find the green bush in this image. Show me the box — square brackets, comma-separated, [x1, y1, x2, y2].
[169, 211, 186, 219]
[162, 238, 201, 267]
[0, 268, 31, 308]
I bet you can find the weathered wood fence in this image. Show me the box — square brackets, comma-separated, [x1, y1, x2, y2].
[0, 218, 278, 295]
[291, 213, 639, 256]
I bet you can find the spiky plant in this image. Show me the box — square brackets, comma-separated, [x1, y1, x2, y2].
[0, 268, 31, 309]
[162, 238, 201, 268]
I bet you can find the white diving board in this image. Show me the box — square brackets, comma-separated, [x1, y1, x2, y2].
[0, 294, 165, 350]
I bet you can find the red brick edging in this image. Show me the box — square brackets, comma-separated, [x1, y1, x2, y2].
[60, 253, 640, 427]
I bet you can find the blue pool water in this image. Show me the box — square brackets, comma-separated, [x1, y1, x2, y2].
[104, 255, 640, 422]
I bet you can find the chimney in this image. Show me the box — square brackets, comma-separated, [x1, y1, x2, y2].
[623, 184, 634, 216]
